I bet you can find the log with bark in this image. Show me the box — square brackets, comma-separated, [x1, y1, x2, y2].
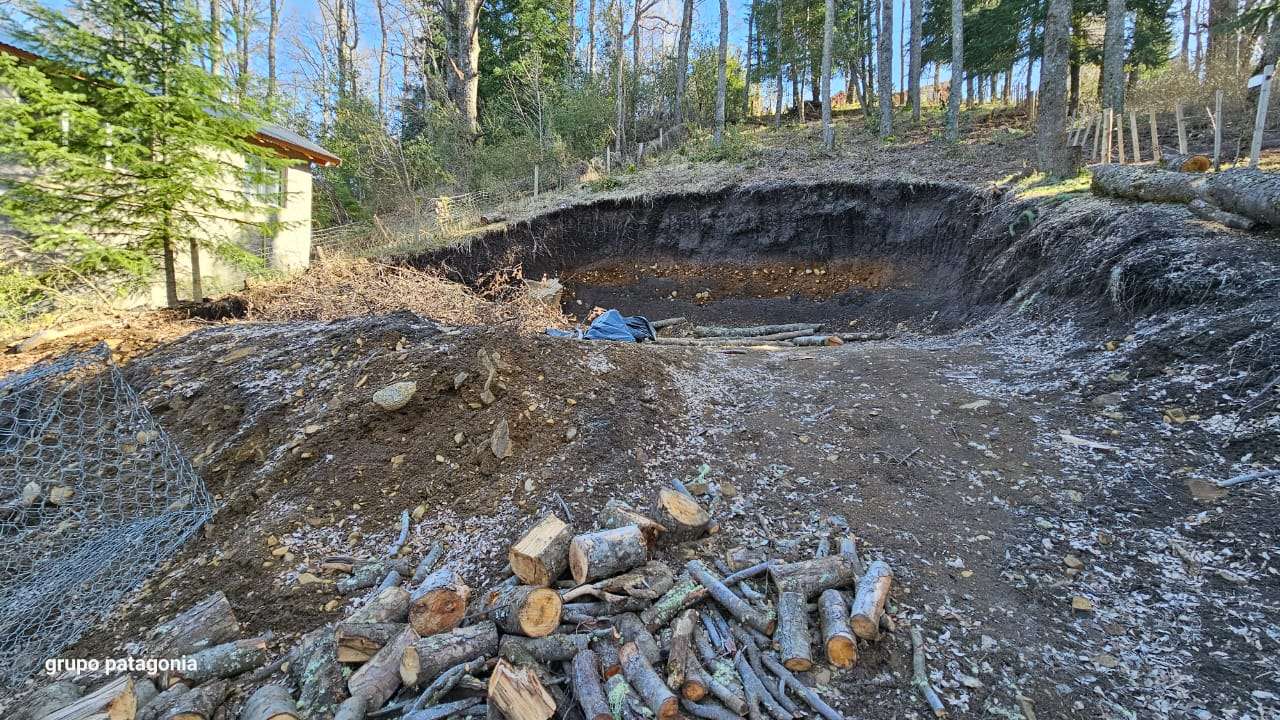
[770, 555, 858, 598]
[1091, 164, 1280, 228]
[1201, 169, 1280, 227]
[613, 612, 663, 664]
[239, 684, 300, 720]
[639, 574, 704, 630]
[348, 586, 411, 623]
[910, 626, 947, 718]
[485, 584, 563, 637]
[14, 681, 82, 720]
[1090, 163, 1202, 203]
[691, 323, 822, 338]
[167, 680, 229, 720]
[686, 560, 774, 635]
[600, 500, 667, 538]
[335, 622, 407, 663]
[348, 625, 418, 710]
[664, 609, 697, 691]
[332, 697, 367, 720]
[760, 653, 844, 720]
[400, 621, 500, 688]
[138, 683, 189, 720]
[146, 591, 241, 658]
[408, 568, 471, 636]
[38, 676, 137, 720]
[569, 526, 651, 584]
[487, 659, 556, 720]
[618, 642, 679, 720]
[177, 636, 270, 684]
[510, 514, 573, 587]
[499, 632, 594, 664]
[789, 335, 844, 347]
[289, 628, 346, 719]
[1159, 150, 1212, 172]
[592, 634, 623, 679]
[774, 591, 812, 671]
[572, 650, 613, 720]
[652, 489, 711, 543]
[849, 560, 893, 639]
[337, 559, 413, 595]
[817, 589, 857, 668]
[1188, 198, 1257, 229]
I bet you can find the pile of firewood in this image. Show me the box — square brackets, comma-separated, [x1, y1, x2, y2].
[21, 482, 946, 720]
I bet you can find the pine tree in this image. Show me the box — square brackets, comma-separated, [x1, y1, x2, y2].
[0, 0, 290, 308]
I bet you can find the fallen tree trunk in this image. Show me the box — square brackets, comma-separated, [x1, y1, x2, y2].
[408, 569, 471, 636]
[1189, 198, 1257, 229]
[348, 625, 418, 710]
[510, 514, 573, 587]
[790, 335, 844, 347]
[1201, 169, 1280, 227]
[1091, 164, 1280, 228]
[1090, 163, 1202, 204]
[400, 621, 499, 688]
[691, 323, 822, 338]
[145, 591, 241, 658]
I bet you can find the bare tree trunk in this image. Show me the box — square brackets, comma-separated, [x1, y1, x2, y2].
[1181, 0, 1192, 66]
[632, 0, 641, 141]
[946, 0, 962, 140]
[568, 0, 577, 71]
[675, 0, 694, 121]
[744, 0, 756, 119]
[774, 0, 784, 127]
[714, 0, 728, 145]
[231, 0, 250, 103]
[210, 0, 223, 76]
[614, 0, 625, 153]
[587, 0, 597, 75]
[1037, 0, 1074, 176]
[877, 0, 892, 136]
[1101, 0, 1125, 112]
[457, 0, 481, 137]
[909, 0, 921, 121]
[821, 0, 834, 147]
[335, 0, 351, 101]
[1207, 0, 1237, 73]
[376, 0, 389, 116]
[267, 0, 279, 101]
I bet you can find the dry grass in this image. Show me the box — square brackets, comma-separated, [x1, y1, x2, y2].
[241, 251, 568, 332]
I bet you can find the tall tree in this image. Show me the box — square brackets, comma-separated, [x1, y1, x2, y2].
[821, 0, 835, 147]
[715, 0, 729, 145]
[877, 0, 892, 136]
[1037, 0, 1074, 175]
[946, 0, 962, 139]
[1206, 0, 1237, 72]
[1101, 0, 1126, 111]
[775, 0, 785, 126]
[909, 0, 921, 121]
[745, 0, 757, 118]
[1180, 0, 1192, 65]
[210, 0, 224, 76]
[675, 0, 694, 121]
[456, 0, 482, 136]
[267, 0, 279, 101]
[587, 0, 597, 75]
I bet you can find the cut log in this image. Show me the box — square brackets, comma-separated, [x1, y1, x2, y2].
[403, 697, 483, 720]
[16, 681, 82, 720]
[680, 700, 741, 720]
[688, 662, 745, 714]
[665, 610, 697, 691]
[817, 589, 857, 668]
[337, 559, 413, 595]
[770, 555, 859, 598]
[1160, 150, 1211, 172]
[289, 628, 346, 719]
[500, 633, 593, 664]
[849, 560, 893, 640]
[613, 612, 662, 664]
[775, 591, 813, 672]
[335, 622, 407, 664]
[600, 500, 667, 538]
[1188, 198, 1257, 229]
[408, 568, 471, 636]
[332, 698, 367, 720]
[572, 650, 613, 720]
[400, 621, 499, 688]
[640, 575, 706, 630]
[510, 514, 573, 586]
[732, 652, 786, 720]
[651, 317, 688, 330]
[166, 680, 229, 720]
[593, 561, 676, 601]
[138, 683, 189, 720]
[39, 676, 136, 720]
[652, 489, 710, 543]
[1201, 169, 1280, 227]
[411, 542, 445, 584]
[348, 625, 418, 710]
[569, 526, 650, 584]
[177, 636, 270, 684]
[239, 685, 300, 720]
[487, 659, 556, 720]
[691, 323, 822, 338]
[348, 586, 411, 624]
[591, 635, 622, 679]
[486, 584, 563, 637]
[1090, 163, 1202, 204]
[146, 591, 241, 658]
[618, 642, 679, 720]
[686, 560, 774, 635]
[789, 335, 844, 347]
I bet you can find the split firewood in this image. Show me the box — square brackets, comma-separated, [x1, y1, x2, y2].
[332, 697, 367, 720]
[177, 636, 270, 684]
[499, 632, 594, 663]
[618, 642, 678, 720]
[239, 684, 300, 720]
[400, 621, 499, 688]
[680, 700, 741, 720]
[347, 585, 411, 623]
[289, 628, 346, 718]
[600, 500, 667, 539]
[39, 676, 137, 720]
[775, 591, 813, 671]
[348, 625, 419, 710]
[849, 560, 893, 640]
[653, 489, 711, 543]
[485, 584, 563, 637]
[166, 679, 229, 720]
[409, 568, 471, 635]
[569, 526, 651, 584]
[138, 683, 189, 720]
[770, 555, 858, 598]
[14, 681, 82, 720]
[910, 627, 947, 718]
[335, 622, 407, 663]
[640, 575, 706, 630]
[760, 653, 844, 720]
[572, 650, 613, 720]
[664, 610, 697, 692]
[613, 612, 662, 664]
[510, 514, 574, 586]
[691, 323, 822, 338]
[487, 659, 556, 720]
[686, 560, 774, 635]
[411, 542, 445, 584]
[337, 559, 413, 595]
[818, 589, 857, 668]
[789, 335, 844, 347]
[146, 591, 241, 658]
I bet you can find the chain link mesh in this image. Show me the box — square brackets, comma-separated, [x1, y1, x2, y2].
[0, 344, 213, 687]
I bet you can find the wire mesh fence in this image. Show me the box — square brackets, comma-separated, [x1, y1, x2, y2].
[0, 345, 214, 687]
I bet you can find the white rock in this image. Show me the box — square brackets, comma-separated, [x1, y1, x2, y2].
[373, 381, 417, 410]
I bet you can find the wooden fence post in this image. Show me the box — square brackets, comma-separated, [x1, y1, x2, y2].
[1212, 89, 1223, 170]
[1149, 109, 1162, 162]
[1093, 113, 1104, 161]
[1175, 101, 1188, 154]
[1116, 109, 1127, 163]
[1129, 111, 1141, 163]
[1250, 64, 1275, 168]
[533, 165, 540, 197]
[1103, 109, 1114, 163]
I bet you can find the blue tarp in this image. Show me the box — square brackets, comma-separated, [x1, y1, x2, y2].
[547, 309, 656, 342]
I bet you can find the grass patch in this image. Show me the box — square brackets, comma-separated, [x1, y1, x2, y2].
[1014, 171, 1092, 199]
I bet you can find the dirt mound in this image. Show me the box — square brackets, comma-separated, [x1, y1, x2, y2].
[68, 312, 684, 659]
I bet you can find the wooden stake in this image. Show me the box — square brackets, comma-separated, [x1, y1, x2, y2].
[818, 589, 857, 668]
[240, 684, 300, 720]
[775, 591, 813, 671]
[1213, 89, 1223, 170]
[619, 642, 679, 720]
[1251, 65, 1276, 168]
[408, 568, 471, 636]
[1149, 109, 1162, 162]
[1092, 113, 1104, 161]
[572, 650, 613, 720]
[570, 526, 651, 583]
[1175, 101, 1188, 154]
[1115, 109, 1126, 163]
[1129, 111, 1141, 162]
[489, 659, 556, 720]
[510, 514, 573, 586]
[849, 560, 893, 639]
[485, 584, 563, 637]
[348, 625, 418, 710]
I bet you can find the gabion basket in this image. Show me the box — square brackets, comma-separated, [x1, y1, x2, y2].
[0, 344, 213, 687]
